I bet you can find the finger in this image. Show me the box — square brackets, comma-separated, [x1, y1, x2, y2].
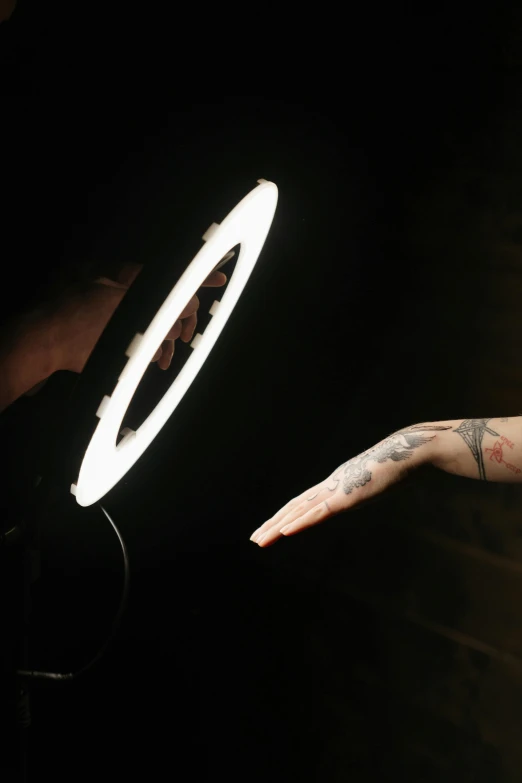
[180, 312, 197, 343]
[214, 250, 235, 271]
[152, 347, 162, 363]
[201, 270, 227, 287]
[164, 320, 183, 341]
[280, 500, 336, 537]
[250, 500, 299, 541]
[253, 495, 324, 547]
[250, 481, 326, 542]
[158, 339, 175, 370]
[256, 500, 337, 548]
[179, 294, 200, 320]
[250, 465, 349, 546]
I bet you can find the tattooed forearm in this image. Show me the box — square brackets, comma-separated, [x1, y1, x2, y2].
[453, 418, 499, 481]
[307, 418, 521, 502]
[429, 416, 522, 483]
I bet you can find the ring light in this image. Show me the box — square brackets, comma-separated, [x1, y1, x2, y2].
[70, 179, 278, 507]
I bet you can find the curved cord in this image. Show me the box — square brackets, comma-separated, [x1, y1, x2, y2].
[17, 504, 130, 682]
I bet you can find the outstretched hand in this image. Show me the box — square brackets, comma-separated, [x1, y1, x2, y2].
[250, 424, 451, 547]
[56, 262, 227, 374]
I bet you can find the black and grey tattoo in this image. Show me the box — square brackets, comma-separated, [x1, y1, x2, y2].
[340, 424, 452, 495]
[453, 418, 499, 481]
[307, 424, 451, 501]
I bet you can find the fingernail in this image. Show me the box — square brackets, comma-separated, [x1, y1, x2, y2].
[256, 533, 267, 545]
[250, 530, 259, 542]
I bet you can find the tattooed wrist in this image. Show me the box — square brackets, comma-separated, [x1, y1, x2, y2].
[337, 423, 451, 496]
[452, 419, 499, 481]
[449, 417, 522, 481]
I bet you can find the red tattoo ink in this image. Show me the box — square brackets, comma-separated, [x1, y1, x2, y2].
[485, 441, 522, 474]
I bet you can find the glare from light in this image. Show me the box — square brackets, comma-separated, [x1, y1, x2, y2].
[72, 180, 278, 506]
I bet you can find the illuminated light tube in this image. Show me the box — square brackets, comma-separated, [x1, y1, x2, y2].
[71, 180, 278, 506]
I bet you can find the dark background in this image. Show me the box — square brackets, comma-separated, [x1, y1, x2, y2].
[2, 4, 522, 782]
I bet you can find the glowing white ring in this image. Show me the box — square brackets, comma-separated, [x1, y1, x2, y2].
[73, 180, 278, 506]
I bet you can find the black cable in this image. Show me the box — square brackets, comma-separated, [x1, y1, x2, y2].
[16, 504, 130, 682]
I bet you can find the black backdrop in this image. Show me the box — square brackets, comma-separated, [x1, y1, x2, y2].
[0, 5, 514, 782]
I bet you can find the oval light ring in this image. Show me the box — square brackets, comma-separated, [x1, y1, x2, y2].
[72, 179, 278, 506]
